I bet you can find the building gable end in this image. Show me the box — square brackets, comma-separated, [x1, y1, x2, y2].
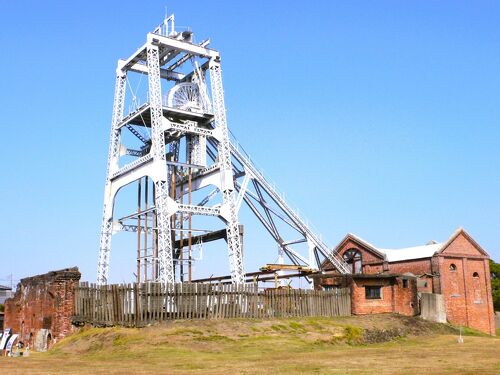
[338, 237, 386, 262]
[438, 229, 489, 258]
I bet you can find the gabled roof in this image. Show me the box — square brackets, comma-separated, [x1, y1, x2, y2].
[332, 227, 487, 263]
[437, 227, 489, 257]
[378, 243, 442, 262]
[335, 232, 386, 259]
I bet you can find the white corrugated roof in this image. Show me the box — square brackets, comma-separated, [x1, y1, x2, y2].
[377, 243, 443, 262]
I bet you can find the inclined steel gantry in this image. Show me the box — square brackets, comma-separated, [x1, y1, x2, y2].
[97, 15, 349, 286]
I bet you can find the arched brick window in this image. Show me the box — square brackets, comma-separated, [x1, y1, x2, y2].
[343, 248, 362, 274]
[472, 272, 482, 303]
[449, 263, 459, 296]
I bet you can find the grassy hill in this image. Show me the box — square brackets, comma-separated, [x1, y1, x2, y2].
[1, 315, 499, 374]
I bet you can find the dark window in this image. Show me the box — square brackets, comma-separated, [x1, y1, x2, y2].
[449, 264, 457, 272]
[343, 249, 362, 274]
[472, 272, 482, 303]
[42, 316, 52, 329]
[402, 279, 408, 288]
[365, 286, 382, 299]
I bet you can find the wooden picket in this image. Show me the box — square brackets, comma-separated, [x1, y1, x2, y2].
[73, 282, 350, 327]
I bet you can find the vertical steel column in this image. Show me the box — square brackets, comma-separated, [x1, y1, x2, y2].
[209, 60, 244, 284]
[145, 176, 150, 281]
[179, 169, 184, 282]
[137, 178, 142, 283]
[97, 67, 126, 285]
[187, 133, 206, 168]
[147, 44, 175, 284]
[152, 182, 158, 280]
[143, 177, 149, 281]
[188, 165, 193, 282]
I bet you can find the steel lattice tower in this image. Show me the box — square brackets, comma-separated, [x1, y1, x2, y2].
[97, 15, 349, 285]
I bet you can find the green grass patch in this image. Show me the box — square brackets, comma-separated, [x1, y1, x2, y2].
[167, 327, 204, 335]
[304, 318, 325, 331]
[447, 325, 491, 337]
[270, 324, 289, 332]
[344, 325, 364, 344]
[288, 321, 306, 331]
[196, 334, 233, 342]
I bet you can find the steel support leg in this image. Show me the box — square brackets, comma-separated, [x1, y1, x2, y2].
[97, 68, 127, 284]
[147, 45, 175, 284]
[209, 60, 244, 284]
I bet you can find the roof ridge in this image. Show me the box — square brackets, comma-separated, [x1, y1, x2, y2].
[378, 242, 444, 252]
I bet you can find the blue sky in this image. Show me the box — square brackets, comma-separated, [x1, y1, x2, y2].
[0, 1, 498, 285]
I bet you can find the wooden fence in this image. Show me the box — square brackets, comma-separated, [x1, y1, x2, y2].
[73, 282, 350, 327]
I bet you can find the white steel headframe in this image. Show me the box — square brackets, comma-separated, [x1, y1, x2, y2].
[97, 15, 349, 286]
[97, 17, 244, 285]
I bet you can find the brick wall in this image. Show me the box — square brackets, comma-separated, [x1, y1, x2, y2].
[348, 277, 418, 316]
[387, 258, 432, 275]
[351, 278, 394, 315]
[4, 267, 81, 349]
[443, 233, 483, 257]
[439, 256, 495, 335]
[437, 232, 495, 335]
[393, 278, 419, 316]
[431, 256, 442, 294]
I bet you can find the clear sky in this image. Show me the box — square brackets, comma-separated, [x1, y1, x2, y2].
[0, 1, 498, 285]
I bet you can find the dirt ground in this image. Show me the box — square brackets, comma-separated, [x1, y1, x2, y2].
[0, 315, 498, 374]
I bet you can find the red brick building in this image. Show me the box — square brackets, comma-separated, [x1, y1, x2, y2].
[4, 267, 81, 349]
[315, 273, 419, 316]
[317, 228, 495, 335]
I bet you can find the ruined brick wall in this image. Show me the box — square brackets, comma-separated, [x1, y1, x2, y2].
[4, 267, 81, 348]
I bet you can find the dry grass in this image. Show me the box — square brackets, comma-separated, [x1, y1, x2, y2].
[1, 315, 498, 374]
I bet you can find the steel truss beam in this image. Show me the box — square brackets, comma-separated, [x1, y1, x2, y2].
[229, 142, 350, 275]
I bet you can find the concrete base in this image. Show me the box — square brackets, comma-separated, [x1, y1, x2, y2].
[421, 293, 447, 323]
